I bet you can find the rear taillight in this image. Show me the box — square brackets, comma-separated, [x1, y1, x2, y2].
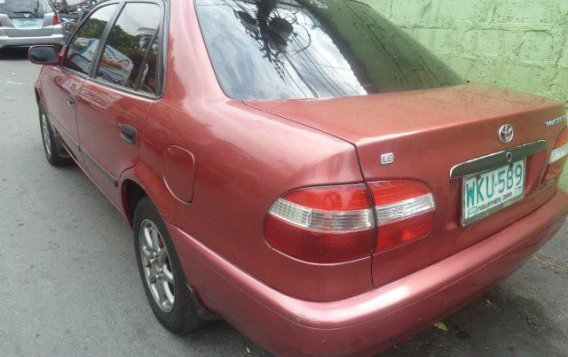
[265, 184, 374, 263]
[544, 127, 568, 183]
[53, 13, 60, 26]
[265, 181, 435, 263]
[369, 181, 435, 251]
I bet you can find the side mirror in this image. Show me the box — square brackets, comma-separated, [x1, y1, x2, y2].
[29, 45, 60, 65]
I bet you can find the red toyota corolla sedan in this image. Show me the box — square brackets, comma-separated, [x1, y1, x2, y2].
[29, 0, 568, 355]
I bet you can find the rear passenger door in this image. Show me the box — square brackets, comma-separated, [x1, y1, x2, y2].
[76, 1, 164, 208]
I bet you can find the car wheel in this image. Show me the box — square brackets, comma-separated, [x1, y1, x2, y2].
[133, 196, 206, 334]
[39, 108, 72, 166]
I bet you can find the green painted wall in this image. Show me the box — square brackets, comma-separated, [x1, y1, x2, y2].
[364, 0, 568, 188]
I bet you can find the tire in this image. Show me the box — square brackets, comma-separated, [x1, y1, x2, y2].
[39, 107, 72, 166]
[133, 197, 206, 334]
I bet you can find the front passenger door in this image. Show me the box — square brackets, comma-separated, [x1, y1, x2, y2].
[42, 3, 119, 158]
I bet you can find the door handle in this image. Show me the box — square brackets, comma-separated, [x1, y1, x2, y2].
[66, 96, 76, 108]
[119, 124, 137, 144]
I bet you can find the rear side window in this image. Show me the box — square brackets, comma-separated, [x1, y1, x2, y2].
[0, 0, 52, 17]
[63, 4, 119, 76]
[195, 0, 463, 100]
[96, 3, 162, 92]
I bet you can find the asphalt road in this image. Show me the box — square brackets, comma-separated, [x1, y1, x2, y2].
[1, 48, 567, 357]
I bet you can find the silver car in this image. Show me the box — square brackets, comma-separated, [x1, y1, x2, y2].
[0, 0, 65, 49]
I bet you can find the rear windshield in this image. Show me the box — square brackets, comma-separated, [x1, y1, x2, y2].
[0, 0, 53, 17]
[195, 0, 463, 100]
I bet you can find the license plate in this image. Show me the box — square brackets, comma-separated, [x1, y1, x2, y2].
[13, 19, 43, 28]
[462, 160, 525, 225]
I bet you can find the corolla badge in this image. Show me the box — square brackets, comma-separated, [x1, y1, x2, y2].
[545, 115, 567, 127]
[498, 124, 514, 144]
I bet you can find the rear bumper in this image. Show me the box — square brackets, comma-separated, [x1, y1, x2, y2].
[171, 189, 568, 356]
[0, 33, 65, 49]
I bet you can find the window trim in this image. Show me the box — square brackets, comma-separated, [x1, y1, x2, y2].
[90, 0, 167, 99]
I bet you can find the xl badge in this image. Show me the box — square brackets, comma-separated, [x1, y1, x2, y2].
[380, 152, 394, 165]
[498, 124, 514, 144]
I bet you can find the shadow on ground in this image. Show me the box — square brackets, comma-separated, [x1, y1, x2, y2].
[383, 270, 568, 357]
[0, 47, 29, 60]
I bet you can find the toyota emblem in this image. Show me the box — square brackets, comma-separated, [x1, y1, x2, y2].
[498, 124, 514, 144]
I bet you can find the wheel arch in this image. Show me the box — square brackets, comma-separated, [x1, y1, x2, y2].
[122, 179, 147, 227]
[34, 75, 44, 107]
[120, 161, 177, 227]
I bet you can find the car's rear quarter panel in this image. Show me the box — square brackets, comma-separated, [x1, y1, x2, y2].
[142, 98, 374, 301]
[135, 0, 375, 302]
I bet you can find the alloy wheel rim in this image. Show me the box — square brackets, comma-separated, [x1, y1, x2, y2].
[139, 219, 176, 313]
[41, 113, 52, 157]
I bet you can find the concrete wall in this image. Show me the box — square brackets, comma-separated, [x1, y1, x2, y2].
[365, 0, 568, 186]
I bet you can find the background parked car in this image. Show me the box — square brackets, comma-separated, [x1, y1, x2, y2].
[0, 0, 65, 49]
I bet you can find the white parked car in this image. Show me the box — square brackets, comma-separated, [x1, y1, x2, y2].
[0, 0, 65, 49]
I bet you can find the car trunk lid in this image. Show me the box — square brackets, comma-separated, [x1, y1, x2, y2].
[246, 83, 566, 287]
